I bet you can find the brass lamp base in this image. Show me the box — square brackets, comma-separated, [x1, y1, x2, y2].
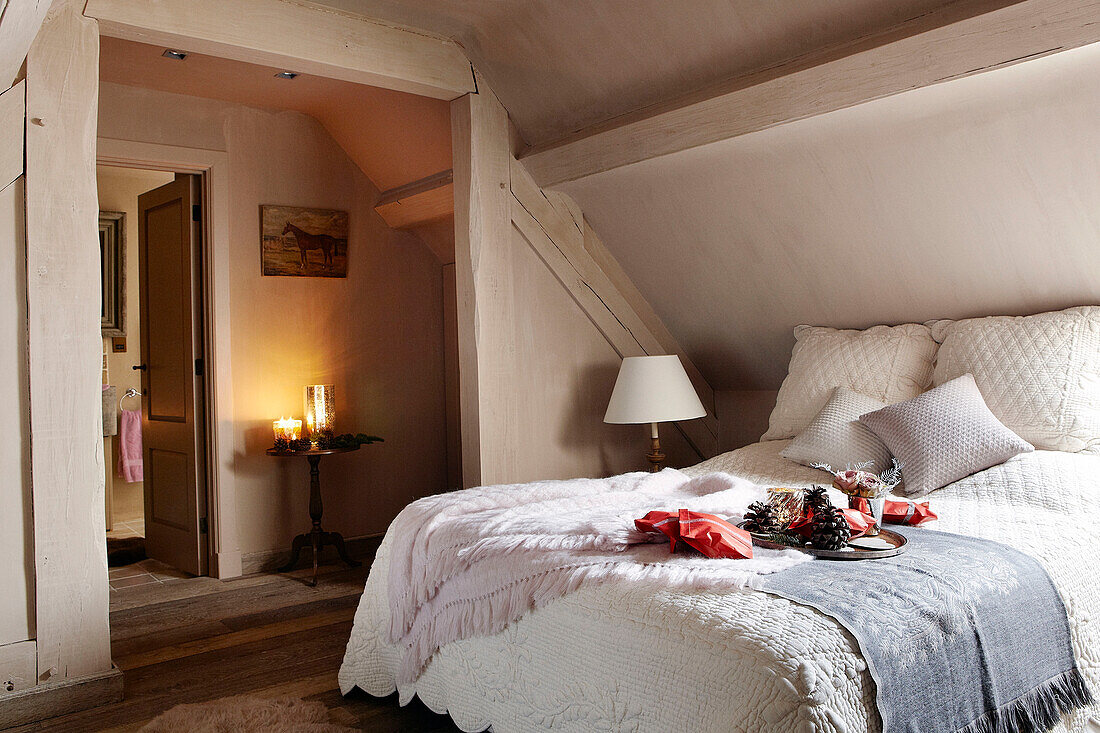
[646, 422, 665, 472]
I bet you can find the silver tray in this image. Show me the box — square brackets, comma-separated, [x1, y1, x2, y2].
[742, 525, 907, 560]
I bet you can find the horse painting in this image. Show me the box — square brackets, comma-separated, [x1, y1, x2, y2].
[260, 205, 349, 277]
[282, 222, 338, 270]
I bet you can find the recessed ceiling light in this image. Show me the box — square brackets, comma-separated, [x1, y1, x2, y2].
[162, 49, 188, 60]
[274, 71, 299, 79]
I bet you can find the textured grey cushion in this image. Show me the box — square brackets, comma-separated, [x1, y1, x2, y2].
[781, 387, 893, 474]
[859, 374, 1034, 498]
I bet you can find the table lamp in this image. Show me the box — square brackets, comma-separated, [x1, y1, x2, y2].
[604, 355, 706, 471]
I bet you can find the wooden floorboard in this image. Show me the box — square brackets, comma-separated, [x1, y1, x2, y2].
[5, 560, 462, 732]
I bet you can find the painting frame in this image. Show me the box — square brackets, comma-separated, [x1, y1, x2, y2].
[100, 210, 125, 337]
[260, 204, 350, 278]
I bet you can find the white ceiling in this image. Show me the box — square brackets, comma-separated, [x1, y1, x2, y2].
[561, 43, 1100, 389]
[309, 1, 1100, 392]
[315, 0, 987, 146]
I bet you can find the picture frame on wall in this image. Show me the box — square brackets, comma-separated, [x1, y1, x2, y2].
[260, 205, 350, 278]
[100, 210, 126, 337]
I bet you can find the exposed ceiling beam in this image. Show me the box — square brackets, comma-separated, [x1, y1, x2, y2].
[520, 0, 1100, 187]
[375, 170, 454, 229]
[375, 168, 452, 206]
[83, 0, 476, 100]
[0, 0, 51, 89]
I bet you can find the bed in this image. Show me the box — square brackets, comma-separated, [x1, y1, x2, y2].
[339, 307, 1100, 732]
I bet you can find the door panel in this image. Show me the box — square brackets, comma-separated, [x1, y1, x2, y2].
[138, 176, 207, 576]
[148, 448, 191, 530]
[143, 198, 188, 422]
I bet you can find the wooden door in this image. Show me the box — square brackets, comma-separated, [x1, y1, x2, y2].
[137, 176, 207, 575]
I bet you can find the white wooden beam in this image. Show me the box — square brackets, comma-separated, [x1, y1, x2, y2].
[509, 157, 719, 458]
[375, 169, 453, 206]
[0, 0, 51, 89]
[0, 79, 24, 189]
[375, 170, 454, 229]
[24, 0, 113, 681]
[451, 87, 512, 487]
[521, 0, 1100, 186]
[84, 0, 475, 100]
[375, 183, 453, 229]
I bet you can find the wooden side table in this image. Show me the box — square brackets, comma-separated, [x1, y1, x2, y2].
[267, 445, 362, 586]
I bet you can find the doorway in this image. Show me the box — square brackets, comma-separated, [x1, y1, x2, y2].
[100, 164, 211, 582]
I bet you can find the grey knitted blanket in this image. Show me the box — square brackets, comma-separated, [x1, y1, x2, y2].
[759, 526, 1093, 733]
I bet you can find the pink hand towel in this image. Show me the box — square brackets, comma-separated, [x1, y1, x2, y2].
[117, 409, 143, 483]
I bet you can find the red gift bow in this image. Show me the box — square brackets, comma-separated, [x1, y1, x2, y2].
[850, 498, 938, 526]
[635, 510, 753, 559]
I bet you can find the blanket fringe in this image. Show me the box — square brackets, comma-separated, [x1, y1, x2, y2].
[958, 667, 1094, 733]
[394, 553, 804, 685]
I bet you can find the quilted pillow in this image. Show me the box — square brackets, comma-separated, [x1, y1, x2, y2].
[929, 306, 1100, 453]
[762, 323, 937, 440]
[859, 374, 1034, 498]
[781, 387, 893, 473]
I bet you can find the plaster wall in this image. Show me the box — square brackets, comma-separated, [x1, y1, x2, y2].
[563, 42, 1100, 393]
[98, 82, 448, 558]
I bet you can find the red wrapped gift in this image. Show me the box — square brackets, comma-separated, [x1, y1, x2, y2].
[883, 499, 938, 526]
[677, 509, 753, 559]
[787, 514, 814, 537]
[635, 510, 680, 551]
[789, 509, 874, 540]
[839, 508, 875, 539]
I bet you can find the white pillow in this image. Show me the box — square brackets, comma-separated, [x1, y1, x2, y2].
[762, 323, 937, 440]
[859, 374, 1034, 497]
[929, 306, 1100, 453]
[781, 387, 893, 473]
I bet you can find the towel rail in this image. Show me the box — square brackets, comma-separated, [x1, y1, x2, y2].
[119, 388, 142, 410]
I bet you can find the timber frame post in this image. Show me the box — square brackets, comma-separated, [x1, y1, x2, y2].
[450, 84, 513, 488]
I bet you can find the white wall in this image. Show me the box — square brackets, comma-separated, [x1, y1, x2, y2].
[99, 82, 449, 559]
[0, 177, 34, 646]
[563, 42, 1100, 393]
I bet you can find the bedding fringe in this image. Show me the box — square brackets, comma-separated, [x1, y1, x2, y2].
[396, 556, 776, 685]
[958, 667, 1094, 733]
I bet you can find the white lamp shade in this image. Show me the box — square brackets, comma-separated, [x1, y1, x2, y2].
[604, 355, 707, 424]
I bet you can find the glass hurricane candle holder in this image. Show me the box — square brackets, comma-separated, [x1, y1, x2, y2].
[272, 416, 302, 442]
[304, 384, 335, 446]
[766, 487, 805, 528]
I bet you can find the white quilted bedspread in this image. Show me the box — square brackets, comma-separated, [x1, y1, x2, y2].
[340, 442, 1100, 733]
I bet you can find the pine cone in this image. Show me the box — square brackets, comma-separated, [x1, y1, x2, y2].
[742, 501, 779, 534]
[810, 507, 851, 550]
[804, 485, 831, 511]
[273, 437, 290, 452]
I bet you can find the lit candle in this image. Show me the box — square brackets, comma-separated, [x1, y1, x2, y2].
[272, 416, 302, 442]
[304, 384, 335, 446]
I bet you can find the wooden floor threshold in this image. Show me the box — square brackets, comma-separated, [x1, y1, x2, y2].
[4, 560, 461, 732]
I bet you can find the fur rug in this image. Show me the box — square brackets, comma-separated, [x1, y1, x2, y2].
[139, 696, 356, 732]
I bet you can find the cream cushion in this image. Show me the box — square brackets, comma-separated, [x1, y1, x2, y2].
[762, 323, 937, 441]
[929, 306, 1100, 453]
[781, 387, 893, 473]
[859, 374, 1034, 497]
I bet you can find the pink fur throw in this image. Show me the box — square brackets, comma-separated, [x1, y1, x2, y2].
[386, 468, 811, 685]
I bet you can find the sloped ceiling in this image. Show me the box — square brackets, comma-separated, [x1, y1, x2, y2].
[315, 0, 1000, 146]
[561, 43, 1100, 389]
[306, 1, 1100, 393]
[99, 36, 451, 193]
